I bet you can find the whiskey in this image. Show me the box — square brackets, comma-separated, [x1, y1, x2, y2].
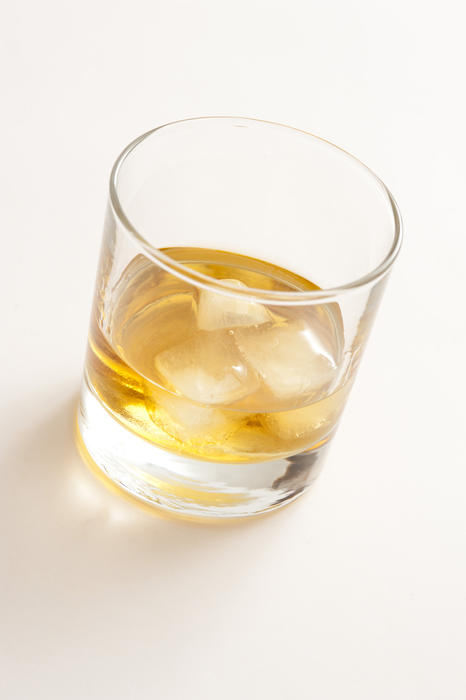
[85, 248, 349, 463]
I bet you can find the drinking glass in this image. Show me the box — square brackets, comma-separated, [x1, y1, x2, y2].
[77, 117, 402, 518]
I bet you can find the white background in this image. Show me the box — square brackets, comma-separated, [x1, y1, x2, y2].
[1, 1, 465, 698]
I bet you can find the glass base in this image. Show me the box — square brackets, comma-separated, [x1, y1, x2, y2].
[77, 381, 330, 519]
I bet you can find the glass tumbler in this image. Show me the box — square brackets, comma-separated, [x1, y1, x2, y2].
[78, 117, 402, 518]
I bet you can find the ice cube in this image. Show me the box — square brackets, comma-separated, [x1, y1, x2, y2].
[147, 386, 240, 444]
[266, 402, 335, 446]
[197, 278, 272, 331]
[234, 320, 337, 404]
[266, 406, 328, 442]
[155, 330, 259, 405]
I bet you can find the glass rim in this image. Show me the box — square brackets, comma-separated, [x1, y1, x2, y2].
[109, 116, 402, 305]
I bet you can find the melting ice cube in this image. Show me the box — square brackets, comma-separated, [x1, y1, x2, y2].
[265, 383, 350, 446]
[155, 329, 259, 405]
[197, 278, 272, 331]
[148, 387, 240, 444]
[234, 320, 337, 404]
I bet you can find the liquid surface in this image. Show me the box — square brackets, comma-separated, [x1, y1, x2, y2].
[86, 248, 349, 462]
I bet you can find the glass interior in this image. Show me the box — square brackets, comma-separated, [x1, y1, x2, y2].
[112, 117, 400, 292]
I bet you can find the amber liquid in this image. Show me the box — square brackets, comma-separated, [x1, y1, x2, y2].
[85, 248, 349, 463]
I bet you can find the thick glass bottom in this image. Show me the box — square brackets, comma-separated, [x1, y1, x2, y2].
[77, 381, 330, 519]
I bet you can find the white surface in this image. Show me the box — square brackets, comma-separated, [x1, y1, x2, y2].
[1, 1, 465, 698]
